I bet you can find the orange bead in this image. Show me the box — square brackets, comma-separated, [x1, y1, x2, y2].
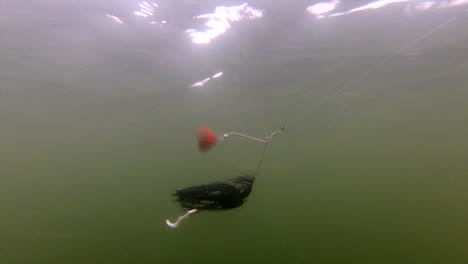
[197, 126, 217, 152]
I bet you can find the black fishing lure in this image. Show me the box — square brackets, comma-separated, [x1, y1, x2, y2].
[166, 174, 255, 228]
[173, 174, 255, 210]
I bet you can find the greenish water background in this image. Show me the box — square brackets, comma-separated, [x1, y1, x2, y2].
[1, 1, 467, 263]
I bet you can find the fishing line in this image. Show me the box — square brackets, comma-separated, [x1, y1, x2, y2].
[218, 15, 457, 176]
[165, 14, 458, 228]
[255, 143, 268, 176]
[251, 15, 458, 179]
[283, 16, 457, 129]
[165, 127, 283, 228]
[244, 15, 457, 176]
[251, 125, 286, 176]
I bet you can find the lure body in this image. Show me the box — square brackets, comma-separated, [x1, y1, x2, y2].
[173, 174, 255, 210]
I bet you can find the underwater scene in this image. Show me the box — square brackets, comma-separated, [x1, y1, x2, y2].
[1, 0, 467, 263]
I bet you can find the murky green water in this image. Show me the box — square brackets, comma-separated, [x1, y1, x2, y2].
[1, 1, 467, 263]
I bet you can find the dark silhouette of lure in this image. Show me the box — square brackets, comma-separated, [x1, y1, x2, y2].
[166, 174, 255, 228]
[165, 126, 283, 228]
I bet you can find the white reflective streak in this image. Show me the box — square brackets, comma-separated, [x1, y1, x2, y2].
[140, 1, 153, 10]
[306, 1, 339, 15]
[190, 72, 224, 87]
[190, 78, 211, 87]
[329, 0, 410, 17]
[212, 72, 223, 78]
[404, 0, 468, 15]
[308, 0, 468, 18]
[134, 1, 157, 18]
[140, 8, 153, 16]
[134, 11, 148, 17]
[106, 14, 124, 24]
[187, 3, 263, 44]
[132, 1, 168, 26]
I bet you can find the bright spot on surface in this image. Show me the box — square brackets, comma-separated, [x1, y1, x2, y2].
[132, 1, 169, 26]
[212, 72, 223, 78]
[190, 78, 211, 87]
[187, 3, 263, 44]
[306, 1, 338, 15]
[190, 72, 224, 87]
[140, 1, 155, 11]
[307, 0, 468, 18]
[328, 0, 409, 17]
[134, 11, 148, 17]
[134, 1, 158, 18]
[140, 9, 153, 16]
[106, 14, 124, 24]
